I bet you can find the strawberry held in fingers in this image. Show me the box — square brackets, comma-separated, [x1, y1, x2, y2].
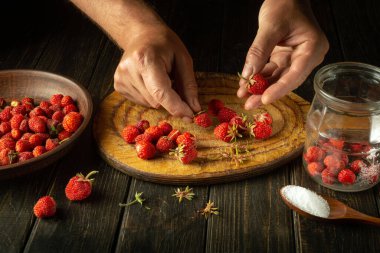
[33, 196, 56, 218]
[239, 72, 269, 95]
[65, 171, 99, 201]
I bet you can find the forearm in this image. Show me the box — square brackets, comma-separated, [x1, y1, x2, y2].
[70, 0, 164, 48]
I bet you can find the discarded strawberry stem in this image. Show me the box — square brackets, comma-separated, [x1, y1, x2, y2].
[119, 192, 150, 210]
[172, 186, 195, 203]
[198, 200, 219, 219]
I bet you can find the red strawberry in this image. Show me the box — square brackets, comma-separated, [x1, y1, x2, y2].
[176, 132, 196, 147]
[52, 111, 65, 122]
[248, 122, 272, 139]
[65, 171, 98, 201]
[0, 107, 12, 122]
[0, 122, 11, 134]
[329, 138, 344, 150]
[135, 120, 150, 133]
[33, 146, 46, 157]
[50, 94, 63, 105]
[29, 107, 45, 117]
[145, 126, 164, 142]
[170, 144, 197, 164]
[134, 133, 153, 143]
[0, 138, 15, 150]
[323, 155, 341, 169]
[63, 104, 78, 115]
[15, 140, 31, 152]
[156, 136, 175, 153]
[168, 129, 181, 141]
[135, 141, 156, 160]
[62, 112, 83, 133]
[214, 122, 240, 142]
[1, 133, 13, 140]
[19, 119, 29, 132]
[241, 73, 269, 95]
[24, 103, 34, 112]
[208, 99, 224, 116]
[61, 95, 74, 107]
[304, 146, 326, 163]
[254, 112, 273, 125]
[121, 125, 140, 144]
[194, 111, 212, 128]
[39, 101, 51, 110]
[229, 115, 247, 132]
[49, 104, 62, 112]
[11, 129, 22, 140]
[0, 98, 5, 108]
[58, 130, 72, 141]
[42, 108, 54, 118]
[350, 160, 365, 174]
[21, 132, 33, 141]
[338, 169, 356, 185]
[0, 148, 18, 165]
[29, 133, 47, 147]
[28, 116, 47, 133]
[18, 152, 34, 162]
[307, 162, 324, 177]
[321, 168, 336, 184]
[11, 105, 26, 116]
[33, 196, 56, 218]
[45, 138, 59, 151]
[22, 97, 34, 105]
[158, 121, 173, 135]
[10, 114, 25, 129]
[217, 107, 237, 123]
[350, 143, 363, 153]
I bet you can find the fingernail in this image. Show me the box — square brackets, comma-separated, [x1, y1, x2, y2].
[242, 66, 252, 77]
[182, 116, 193, 123]
[192, 98, 201, 111]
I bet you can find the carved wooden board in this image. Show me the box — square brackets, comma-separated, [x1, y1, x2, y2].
[93, 72, 310, 185]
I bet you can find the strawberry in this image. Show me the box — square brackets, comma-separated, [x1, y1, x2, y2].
[33, 196, 56, 218]
[11, 129, 22, 140]
[49, 104, 62, 112]
[61, 95, 74, 107]
[11, 105, 26, 116]
[248, 122, 272, 139]
[136, 141, 156, 160]
[307, 162, 324, 177]
[121, 125, 140, 144]
[323, 155, 341, 169]
[321, 168, 336, 184]
[18, 152, 34, 162]
[28, 116, 47, 133]
[0, 138, 15, 150]
[58, 130, 72, 141]
[254, 112, 273, 125]
[33, 146, 46, 157]
[350, 159, 365, 174]
[0, 122, 11, 134]
[65, 171, 98, 201]
[29, 107, 45, 117]
[45, 138, 59, 151]
[193, 111, 212, 128]
[156, 136, 175, 153]
[134, 133, 153, 143]
[168, 129, 181, 141]
[39, 101, 51, 110]
[135, 120, 150, 133]
[42, 108, 54, 118]
[349, 143, 364, 153]
[217, 107, 237, 123]
[158, 120, 173, 135]
[52, 111, 65, 122]
[170, 144, 197, 164]
[0, 148, 17, 165]
[229, 115, 247, 132]
[145, 126, 164, 142]
[62, 112, 83, 133]
[21, 132, 33, 141]
[208, 99, 224, 116]
[63, 104, 78, 115]
[329, 138, 344, 150]
[23, 103, 34, 112]
[10, 114, 24, 129]
[338, 169, 356, 185]
[0, 107, 12, 122]
[15, 140, 31, 152]
[19, 119, 29, 132]
[1, 133, 13, 140]
[214, 122, 240, 142]
[241, 73, 269, 95]
[303, 146, 326, 163]
[0, 98, 5, 108]
[50, 94, 63, 105]
[21, 97, 34, 105]
[176, 132, 196, 148]
[29, 133, 47, 147]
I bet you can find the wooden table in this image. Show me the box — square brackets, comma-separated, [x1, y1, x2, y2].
[1, 0, 380, 252]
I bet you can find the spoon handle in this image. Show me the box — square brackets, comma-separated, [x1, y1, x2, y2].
[345, 208, 380, 227]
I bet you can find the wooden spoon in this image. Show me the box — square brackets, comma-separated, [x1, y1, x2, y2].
[280, 186, 380, 227]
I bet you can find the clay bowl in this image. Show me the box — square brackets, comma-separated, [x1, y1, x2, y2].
[0, 70, 93, 179]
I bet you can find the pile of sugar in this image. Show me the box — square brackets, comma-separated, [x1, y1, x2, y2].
[281, 185, 330, 218]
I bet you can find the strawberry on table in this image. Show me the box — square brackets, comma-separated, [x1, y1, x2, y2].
[156, 136, 175, 153]
[208, 99, 224, 116]
[193, 111, 212, 128]
[33, 196, 56, 218]
[65, 171, 99, 201]
[158, 120, 173, 135]
[217, 107, 237, 123]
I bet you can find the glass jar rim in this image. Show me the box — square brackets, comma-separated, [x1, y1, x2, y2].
[314, 62, 380, 114]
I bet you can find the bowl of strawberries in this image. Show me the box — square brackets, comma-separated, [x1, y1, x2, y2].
[0, 69, 92, 179]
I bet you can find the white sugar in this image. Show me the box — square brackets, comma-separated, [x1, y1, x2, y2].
[281, 185, 330, 218]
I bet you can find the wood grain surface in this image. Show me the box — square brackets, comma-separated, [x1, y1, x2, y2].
[94, 72, 310, 185]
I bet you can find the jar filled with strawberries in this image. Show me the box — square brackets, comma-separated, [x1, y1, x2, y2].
[304, 62, 380, 192]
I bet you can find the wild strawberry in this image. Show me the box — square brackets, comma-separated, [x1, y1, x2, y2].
[0, 107, 12, 122]
[121, 125, 140, 144]
[254, 112, 273, 125]
[321, 168, 336, 184]
[22, 97, 34, 105]
[217, 107, 237, 123]
[240, 73, 269, 95]
[15, 140, 31, 152]
[135, 120, 150, 133]
[18, 152, 34, 162]
[214, 122, 240, 143]
[10, 100, 20, 107]
[323, 155, 341, 169]
[168, 129, 181, 141]
[307, 162, 324, 177]
[58, 130, 72, 141]
[61, 95, 74, 107]
[1, 133, 13, 140]
[33, 146, 46, 157]
[338, 169, 356, 185]
[42, 108, 54, 118]
[0, 98, 5, 108]
[39, 101, 51, 110]
[145, 126, 164, 142]
[193, 111, 212, 128]
[158, 120, 173, 135]
[24, 103, 34, 112]
[19, 119, 29, 132]
[29, 107, 45, 117]
[176, 132, 196, 147]
[65, 171, 98, 201]
[156, 136, 175, 153]
[135, 141, 156, 160]
[63, 104, 78, 115]
[0, 122, 11, 134]
[350, 143, 363, 153]
[134, 133, 153, 143]
[10, 114, 24, 129]
[229, 115, 247, 132]
[29, 133, 47, 147]
[52, 111, 65, 122]
[45, 138, 59, 151]
[0, 138, 15, 150]
[329, 138, 344, 150]
[50, 94, 63, 105]
[303, 146, 326, 163]
[0, 148, 18, 165]
[208, 99, 224, 116]
[350, 160, 366, 174]
[33, 196, 56, 218]
[21, 132, 33, 141]
[11, 105, 26, 116]
[62, 112, 83, 133]
[11, 129, 22, 140]
[49, 104, 62, 112]
[170, 144, 197, 164]
[248, 122, 272, 139]
[28, 116, 47, 133]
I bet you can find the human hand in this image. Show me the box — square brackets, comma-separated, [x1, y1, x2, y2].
[114, 24, 201, 121]
[238, 0, 329, 109]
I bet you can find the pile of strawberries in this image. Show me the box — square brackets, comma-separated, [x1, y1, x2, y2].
[121, 120, 197, 164]
[0, 94, 83, 166]
[194, 99, 273, 142]
[304, 137, 378, 187]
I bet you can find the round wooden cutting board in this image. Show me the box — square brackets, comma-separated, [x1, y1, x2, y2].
[93, 72, 310, 185]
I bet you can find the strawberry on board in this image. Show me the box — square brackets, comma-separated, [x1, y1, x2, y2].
[193, 111, 212, 128]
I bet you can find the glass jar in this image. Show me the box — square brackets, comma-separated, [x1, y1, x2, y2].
[303, 62, 380, 192]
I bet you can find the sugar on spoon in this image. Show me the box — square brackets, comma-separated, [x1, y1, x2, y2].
[280, 185, 380, 227]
